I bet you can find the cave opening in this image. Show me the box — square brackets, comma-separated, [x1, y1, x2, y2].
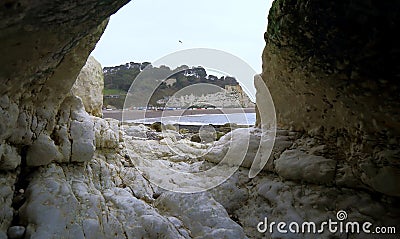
[91, 0, 274, 126]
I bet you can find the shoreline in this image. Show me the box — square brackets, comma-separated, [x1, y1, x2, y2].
[103, 108, 256, 121]
[124, 122, 252, 134]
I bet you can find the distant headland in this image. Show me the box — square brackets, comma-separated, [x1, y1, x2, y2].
[102, 62, 255, 110]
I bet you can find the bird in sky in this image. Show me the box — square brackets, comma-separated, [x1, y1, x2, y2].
[178, 40, 183, 44]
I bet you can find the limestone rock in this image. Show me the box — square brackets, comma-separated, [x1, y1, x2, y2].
[0, 0, 399, 238]
[71, 56, 104, 117]
[18, 157, 179, 239]
[335, 161, 365, 189]
[259, 0, 400, 197]
[259, 0, 400, 138]
[13, 125, 400, 239]
[205, 128, 255, 168]
[124, 124, 147, 139]
[204, 167, 399, 239]
[7, 226, 25, 239]
[0, 0, 126, 169]
[18, 150, 254, 239]
[93, 117, 120, 149]
[24, 95, 97, 166]
[360, 164, 400, 197]
[205, 128, 292, 172]
[155, 192, 248, 238]
[0, 143, 21, 170]
[0, 172, 17, 239]
[26, 134, 63, 167]
[275, 149, 336, 185]
[0, 96, 18, 142]
[70, 119, 95, 163]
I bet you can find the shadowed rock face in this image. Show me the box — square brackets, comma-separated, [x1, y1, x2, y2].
[0, 0, 128, 147]
[259, 0, 400, 196]
[0, 1, 128, 237]
[0, 0, 128, 94]
[261, 0, 400, 136]
[261, 0, 400, 135]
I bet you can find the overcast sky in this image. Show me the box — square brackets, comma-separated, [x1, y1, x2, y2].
[91, 0, 273, 97]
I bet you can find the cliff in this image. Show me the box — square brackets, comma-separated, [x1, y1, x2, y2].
[103, 63, 254, 109]
[258, 0, 400, 197]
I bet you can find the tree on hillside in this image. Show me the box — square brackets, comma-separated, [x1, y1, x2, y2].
[193, 67, 207, 79]
[140, 62, 152, 70]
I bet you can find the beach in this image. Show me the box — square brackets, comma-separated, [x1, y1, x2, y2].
[103, 107, 256, 121]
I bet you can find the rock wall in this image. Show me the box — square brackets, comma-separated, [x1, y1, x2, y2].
[258, 0, 400, 197]
[0, 0, 128, 162]
[0, 1, 128, 238]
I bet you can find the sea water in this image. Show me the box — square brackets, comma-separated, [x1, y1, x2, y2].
[131, 113, 256, 126]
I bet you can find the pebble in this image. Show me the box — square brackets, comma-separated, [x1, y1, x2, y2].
[7, 226, 25, 239]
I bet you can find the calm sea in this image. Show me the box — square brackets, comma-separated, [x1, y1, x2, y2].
[130, 113, 256, 126]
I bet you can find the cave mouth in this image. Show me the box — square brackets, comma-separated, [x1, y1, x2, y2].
[116, 49, 277, 193]
[87, 1, 278, 192]
[92, 0, 274, 116]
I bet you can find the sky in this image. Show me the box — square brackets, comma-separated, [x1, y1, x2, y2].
[91, 0, 273, 98]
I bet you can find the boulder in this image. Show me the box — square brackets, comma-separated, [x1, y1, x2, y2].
[0, 144, 21, 170]
[71, 56, 104, 117]
[26, 134, 63, 167]
[274, 149, 336, 185]
[93, 117, 120, 149]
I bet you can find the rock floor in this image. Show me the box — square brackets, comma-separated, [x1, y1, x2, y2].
[3, 123, 399, 239]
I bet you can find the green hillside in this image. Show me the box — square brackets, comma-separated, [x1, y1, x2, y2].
[103, 62, 239, 109]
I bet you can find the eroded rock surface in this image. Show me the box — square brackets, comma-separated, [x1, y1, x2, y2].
[258, 0, 400, 197]
[15, 123, 399, 238]
[17, 123, 248, 239]
[72, 56, 104, 117]
[0, 172, 17, 239]
[0, 0, 128, 237]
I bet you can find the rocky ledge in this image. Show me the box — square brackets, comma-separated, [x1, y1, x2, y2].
[3, 118, 398, 238]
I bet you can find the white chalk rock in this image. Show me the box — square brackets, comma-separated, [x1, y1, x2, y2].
[124, 124, 148, 139]
[71, 56, 104, 117]
[93, 117, 120, 149]
[155, 192, 248, 238]
[274, 149, 336, 184]
[70, 119, 95, 162]
[19, 156, 183, 239]
[0, 143, 21, 170]
[0, 172, 17, 239]
[0, 96, 19, 142]
[52, 125, 71, 163]
[205, 128, 277, 174]
[26, 134, 62, 166]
